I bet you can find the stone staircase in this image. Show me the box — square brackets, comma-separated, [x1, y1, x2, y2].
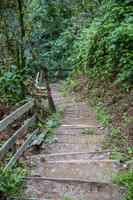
[23, 82, 124, 200]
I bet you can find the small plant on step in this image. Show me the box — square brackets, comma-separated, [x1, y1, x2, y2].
[82, 128, 96, 135]
[62, 196, 75, 200]
[109, 152, 126, 162]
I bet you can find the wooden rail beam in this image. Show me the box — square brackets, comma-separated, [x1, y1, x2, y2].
[0, 99, 34, 132]
[4, 128, 39, 170]
[0, 115, 36, 160]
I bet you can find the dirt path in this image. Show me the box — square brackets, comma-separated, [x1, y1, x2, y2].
[24, 82, 124, 200]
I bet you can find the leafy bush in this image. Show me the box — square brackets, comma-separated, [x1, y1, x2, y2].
[45, 107, 64, 132]
[63, 0, 132, 90]
[0, 65, 28, 104]
[0, 167, 25, 200]
[40, 107, 64, 143]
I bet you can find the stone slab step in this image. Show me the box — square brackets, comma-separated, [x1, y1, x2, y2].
[51, 88, 61, 92]
[60, 124, 98, 128]
[42, 142, 102, 154]
[53, 98, 71, 101]
[53, 98, 72, 101]
[54, 128, 92, 135]
[27, 151, 111, 165]
[54, 134, 104, 143]
[55, 101, 75, 105]
[52, 92, 62, 97]
[55, 102, 75, 106]
[54, 126, 100, 135]
[63, 113, 93, 118]
[64, 105, 93, 113]
[61, 117, 98, 126]
[24, 178, 123, 200]
[50, 83, 62, 88]
[45, 151, 109, 161]
[29, 160, 123, 183]
[62, 102, 85, 107]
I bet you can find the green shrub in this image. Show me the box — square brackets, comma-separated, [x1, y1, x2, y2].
[0, 167, 25, 200]
[114, 170, 133, 200]
[64, 0, 132, 90]
[0, 65, 28, 104]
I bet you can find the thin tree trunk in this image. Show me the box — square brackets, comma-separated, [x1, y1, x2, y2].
[17, 0, 26, 69]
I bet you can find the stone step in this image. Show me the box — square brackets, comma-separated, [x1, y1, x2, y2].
[45, 151, 112, 161]
[62, 103, 87, 108]
[54, 126, 99, 135]
[60, 124, 98, 128]
[51, 88, 61, 92]
[54, 133, 105, 143]
[53, 97, 72, 100]
[42, 142, 103, 154]
[27, 151, 112, 165]
[29, 160, 123, 183]
[53, 97, 71, 101]
[50, 83, 62, 87]
[56, 103, 81, 108]
[24, 178, 123, 200]
[54, 101, 74, 105]
[63, 112, 96, 119]
[52, 92, 62, 97]
[61, 118, 96, 125]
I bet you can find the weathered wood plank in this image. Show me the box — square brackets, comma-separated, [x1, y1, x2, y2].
[0, 99, 34, 132]
[35, 72, 46, 90]
[4, 128, 39, 170]
[0, 115, 36, 160]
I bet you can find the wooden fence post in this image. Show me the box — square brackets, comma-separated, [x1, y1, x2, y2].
[43, 68, 56, 112]
[7, 124, 16, 154]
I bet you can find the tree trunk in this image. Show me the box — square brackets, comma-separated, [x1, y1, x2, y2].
[17, 0, 26, 69]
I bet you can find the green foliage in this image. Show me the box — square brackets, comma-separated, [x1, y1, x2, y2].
[114, 170, 133, 200]
[45, 107, 64, 131]
[94, 103, 110, 124]
[0, 66, 28, 104]
[109, 152, 126, 161]
[0, 0, 96, 104]
[1, 0, 132, 104]
[44, 107, 64, 142]
[64, 0, 132, 89]
[0, 167, 25, 200]
[62, 197, 75, 200]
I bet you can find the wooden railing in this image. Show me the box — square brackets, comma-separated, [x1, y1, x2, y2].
[0, 99, 39, 170]
[0, 69, 56, 170]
